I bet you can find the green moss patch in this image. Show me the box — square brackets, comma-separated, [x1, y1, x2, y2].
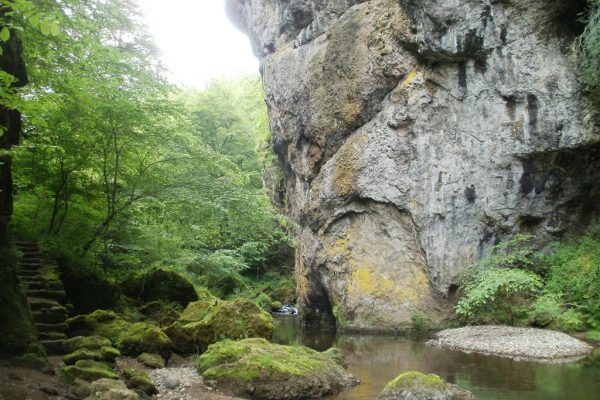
[137, 352, 165, 368]
[66, 310, 130, 343]
[196, 338, 357, 399]
[384, 371, 445, 391]
[62, 336, 112, 353]
[59, 363, 118, 383]
[123, 368, 157, 395]
[379, 371, 474, 400]
[167, 298, 273, 354]
[116, 322, 172, 359]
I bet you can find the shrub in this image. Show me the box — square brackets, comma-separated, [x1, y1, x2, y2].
[544, 225, 600, 328]
[455, 235, 543, 324]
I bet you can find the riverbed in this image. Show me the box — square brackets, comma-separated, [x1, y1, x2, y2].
[272, 315, 600, 400]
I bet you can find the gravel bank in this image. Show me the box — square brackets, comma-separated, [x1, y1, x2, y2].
[427, 325, 594, 362]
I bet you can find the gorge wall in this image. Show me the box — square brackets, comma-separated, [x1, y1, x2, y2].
[227, 0, 600, 331]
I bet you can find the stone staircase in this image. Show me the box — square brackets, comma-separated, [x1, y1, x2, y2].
[16, 241, 70, 355]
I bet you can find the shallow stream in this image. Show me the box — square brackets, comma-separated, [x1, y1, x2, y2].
[272, 315, 600, 400]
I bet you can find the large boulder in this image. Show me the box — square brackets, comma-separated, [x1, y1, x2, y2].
[120, 268, 198, 307]
[378, 371, 475, 400]
[228, 0, 600, 331]
[196, 338, 358, 400]
[116, 322, 172, 360]
[66, 310, 171, 359]
[66, 310, 129, 343]
[166, 299, 274, 354]
[88, 378, 139, 400]
[59, 360, 119, 383]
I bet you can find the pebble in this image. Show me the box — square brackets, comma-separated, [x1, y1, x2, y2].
[427, 325, 594, 362]
[149, 367, 203, 400]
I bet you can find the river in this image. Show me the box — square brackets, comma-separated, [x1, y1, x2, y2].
[272, 315, 600, 400]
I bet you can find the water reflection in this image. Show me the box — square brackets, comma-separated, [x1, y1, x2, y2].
[272, 315, 600, 400]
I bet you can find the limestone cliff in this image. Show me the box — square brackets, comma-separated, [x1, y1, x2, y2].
[228, 0, 600, 331]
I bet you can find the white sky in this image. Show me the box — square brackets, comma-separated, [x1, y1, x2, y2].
[137, 0, 260, 88]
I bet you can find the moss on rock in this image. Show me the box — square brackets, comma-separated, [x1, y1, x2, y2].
[88, 378, 139, 400]
[116, 322, 172, 360]
[59, 362, 118, 383]
[66, 310, 130, 343]
[63, 346, 120, 365]
[166, 298, 273, 354]
[196, 338, 357, 400]
[123, 368, 157, 395]
[378, 371, 475, 400]
[62, 336, 112, 353]
[137, 352, 165, 368]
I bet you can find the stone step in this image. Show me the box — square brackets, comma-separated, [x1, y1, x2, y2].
[27, 289, 67, 302]
[28, 298, 61, 311]
[40, 340, 66, 355]
[20, 265, 42, 272]
[21, 280, 63, 291]
[36, 323, 69, 333]
[33, 309, 68, 324]
[38, 331, 68, 341]
[16, 244, 39, 250]
[19, 270, 41, 277]
[21, 253, 42, 259]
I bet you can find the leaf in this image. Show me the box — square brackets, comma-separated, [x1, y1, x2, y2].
[30, 15, 39, 28]
[50, 21, 60, 36]
[40, 20, 51, 36]
[0, 27, 10, 42]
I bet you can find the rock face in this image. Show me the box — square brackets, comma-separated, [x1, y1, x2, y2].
[228, 0, 600, 330]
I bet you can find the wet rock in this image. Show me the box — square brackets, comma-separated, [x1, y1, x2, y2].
[378, 371, 475, 400]
[196, 338, 358, 400]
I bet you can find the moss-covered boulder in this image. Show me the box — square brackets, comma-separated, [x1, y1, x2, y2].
[137, 352, 165, 368]
[121, 268, 198, 307]
[196, 338, 358, 400]
[116, 322, 172, 360]
[66, 310, 130, 343]
[378, 371, 475, 400]
[59, 360, 119, 383]
[123, 368, 157, 396]
[62, 336, 113, 353]
[63, 346, 120, 365]
[88, 378, 139, 400]
[166, 299, 274, 354]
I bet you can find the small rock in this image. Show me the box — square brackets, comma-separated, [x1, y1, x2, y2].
[164, 376, 181, 389]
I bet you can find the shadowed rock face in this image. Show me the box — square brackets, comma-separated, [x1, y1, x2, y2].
[228, 0, 600, 331]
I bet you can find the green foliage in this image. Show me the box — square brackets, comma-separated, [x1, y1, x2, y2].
[544, 224, 600, 328]
[580, 0, 600, 109]
[457, 225, 600, 330]
[455, 235, 543, 324]
[9, 0, 293, 300]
